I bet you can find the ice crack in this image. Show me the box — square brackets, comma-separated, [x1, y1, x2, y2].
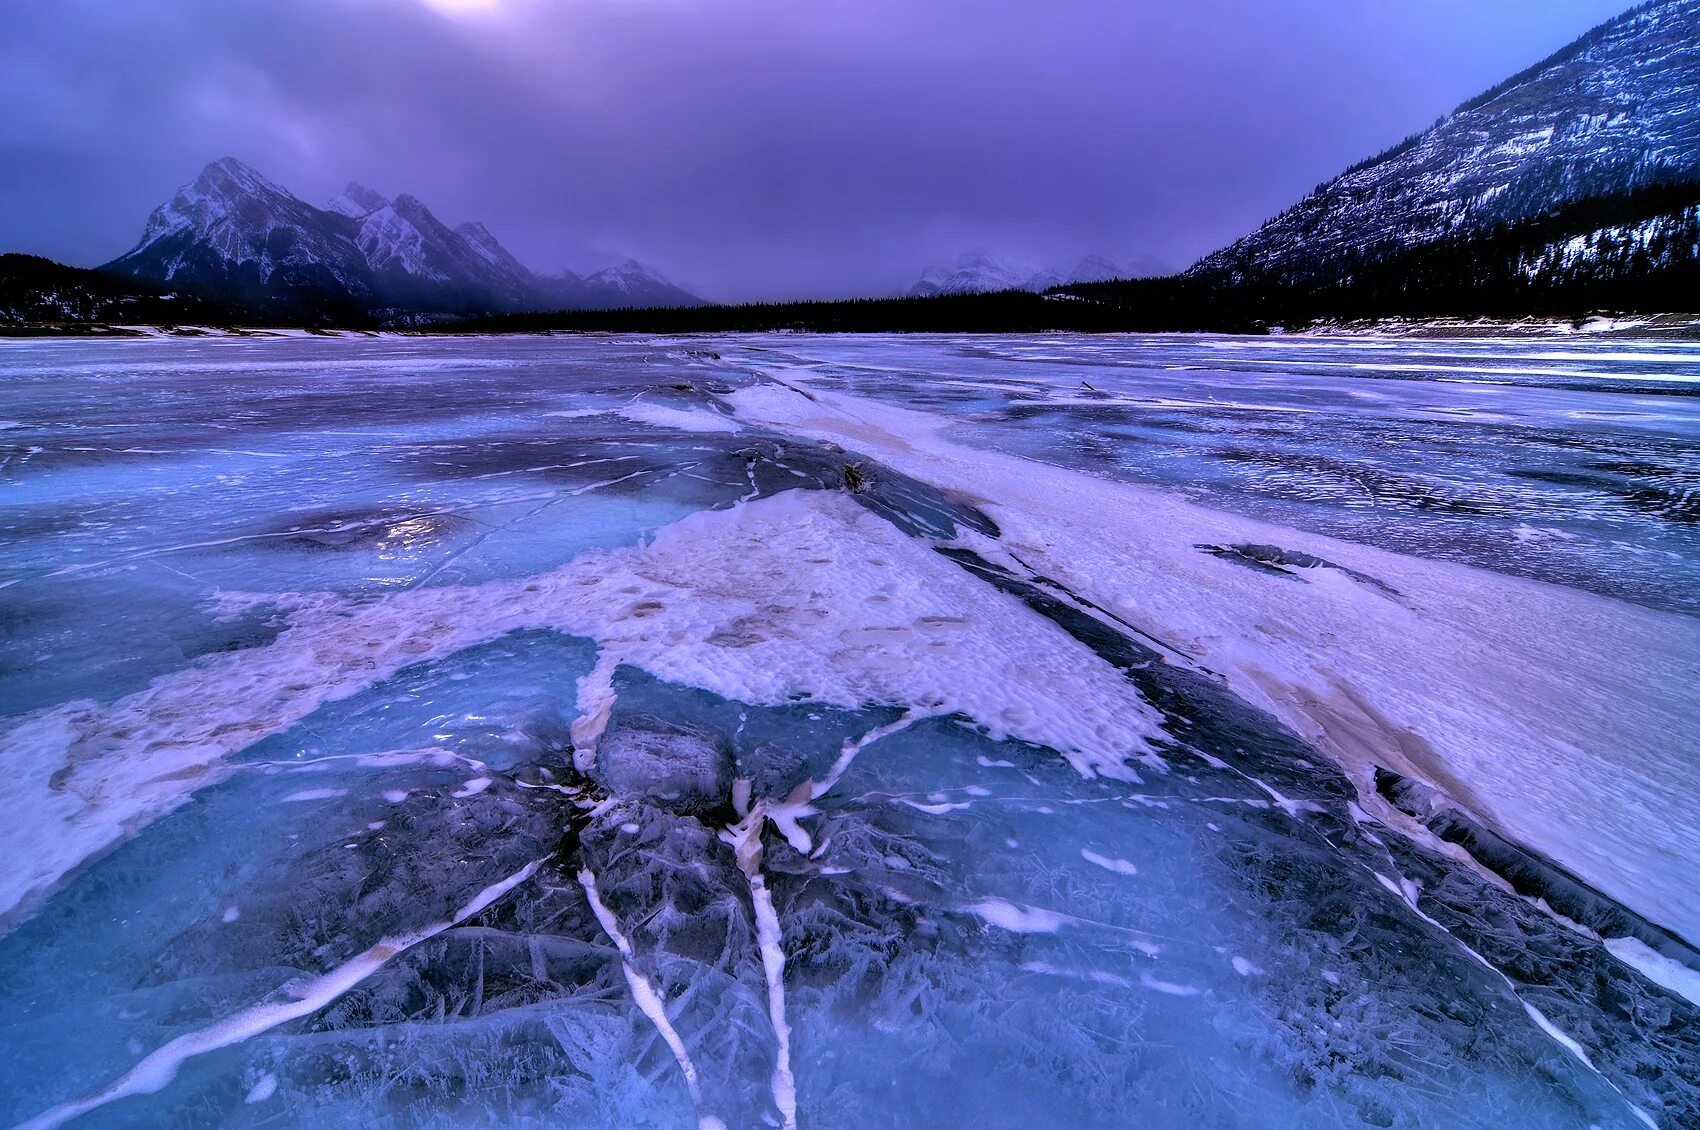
[17, 857, 547, 1130]
[577, 866, 727, 1130]
[721, 796, 800, 1130]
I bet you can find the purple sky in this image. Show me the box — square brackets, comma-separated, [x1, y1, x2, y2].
[0, 0, 1634, 300]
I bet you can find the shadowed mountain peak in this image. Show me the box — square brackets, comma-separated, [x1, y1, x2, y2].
[99, 161, 702, 323]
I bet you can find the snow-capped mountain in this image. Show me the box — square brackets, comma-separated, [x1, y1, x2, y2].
[908, 252, 1040, 297]
[335, 188, 540, 313]
[104, 158, 377, 320]
[455, 220, 539, 299]
[908, 250, 1170, 296]
[542, 259, 704, 310]
[1191, 0, 1700, 287]
[1022, 252, 1174, 290]
[102, 159, 701, 322]
[325, 182, 390, 220]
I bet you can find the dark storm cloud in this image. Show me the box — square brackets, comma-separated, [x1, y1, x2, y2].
[0, 0, 1636, 300]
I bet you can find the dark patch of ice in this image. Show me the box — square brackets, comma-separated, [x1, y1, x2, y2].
[593, 718, 735, 815]
[1197, 542, 1401, 595]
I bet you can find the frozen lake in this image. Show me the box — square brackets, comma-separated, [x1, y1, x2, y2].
[1, 332, 1696, 1129]
[753, 334, 1700, 615]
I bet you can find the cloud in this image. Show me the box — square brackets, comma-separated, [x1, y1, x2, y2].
[0, 0, 1636, 300]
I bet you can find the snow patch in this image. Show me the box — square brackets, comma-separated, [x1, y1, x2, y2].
[1080, 849, 1139, 876]
[968, 899, 1068, 934]
[617, 402, 742, 434]
[1604, 937, 1700, 1008]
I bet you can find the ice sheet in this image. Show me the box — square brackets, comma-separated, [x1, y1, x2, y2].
[724, 371, 1700, 945]
[1, 487, 1165, 925]
[2, 333, 1695, 1129]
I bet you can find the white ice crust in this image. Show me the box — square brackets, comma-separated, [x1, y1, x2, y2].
[616, 401, 742, 434]
[0, 488, 1163, 928]
[724, 373, 1700, 947]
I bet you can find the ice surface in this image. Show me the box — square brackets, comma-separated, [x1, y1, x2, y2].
[724, 353, 1700, 948]
[742, 333, 1700, 614]
[0, 333, 1696, 1128]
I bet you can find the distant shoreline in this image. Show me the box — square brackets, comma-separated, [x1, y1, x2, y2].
[6, 314, 1699, 342]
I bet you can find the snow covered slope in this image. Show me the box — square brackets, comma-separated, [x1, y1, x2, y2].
[543, 259, 704, 309]
[325, 182, 391, 220]
[455, 219, 540, 299]
[908, 251, 1039, 296]
[355, 194, 542, 312]
[1192, 0, 1700, 286]
[103, 158, 377, 320]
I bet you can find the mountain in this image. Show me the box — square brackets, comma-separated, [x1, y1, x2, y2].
[326, 182, 390, 219]
[455, 220, 540, 300]
[49, 0, 1700, 339]
[907, 250, 1171, 296]
[1191, 0, 1700, 290]
[542, 259, 704, 310]
[103, 157, 377, 322]
[99, 159, 701, 324]
[908, 252, 1039, 297]
[336, 189, 540, 314]
[1023, 253, 1175, 290]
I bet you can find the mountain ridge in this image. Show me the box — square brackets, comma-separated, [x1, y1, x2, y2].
[101, 159, 701, 323]
[1189, 0, 1700, 289]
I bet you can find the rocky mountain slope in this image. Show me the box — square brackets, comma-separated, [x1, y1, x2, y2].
[329, 184, 543, 314]
[1191, 0, 1700, 289]
[102, 159, 700, 322]
[103, 159, 376, 321]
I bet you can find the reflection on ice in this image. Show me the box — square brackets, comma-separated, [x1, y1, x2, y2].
[0, 334, 1696, 1128]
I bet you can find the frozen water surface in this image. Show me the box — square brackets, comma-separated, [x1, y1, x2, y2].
[752, 334, 1700, 615]
[0, 333, 1697, 1128]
